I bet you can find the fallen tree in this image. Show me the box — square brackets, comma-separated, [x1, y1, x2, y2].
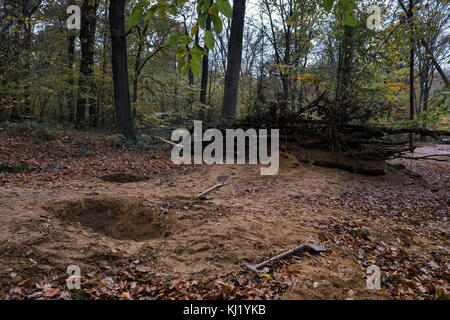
[151, 107, 449, 176]
[227, 109, 450, 175]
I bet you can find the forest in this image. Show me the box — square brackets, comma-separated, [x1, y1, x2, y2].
[0, 0, 449, 303]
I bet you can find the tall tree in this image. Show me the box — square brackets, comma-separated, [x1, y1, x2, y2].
[408, 0, 415, 152]
[200, 3, 212, 116]
[131, 17, 170, 121]
[66, 0, 77, 122]
[67, 29, 76, 122]
[221, 0, 246, 123]
[414, 0, 449, 133]
[21, 1, 35, 116]
[336, 25, 355, 97]
[76, 0, 99, 128]
[110, 0, 134, 139]
[17, 0, 42, 118]
[97, 3, 110, 127]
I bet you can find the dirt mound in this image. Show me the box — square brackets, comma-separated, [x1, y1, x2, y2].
[44, 197, 172, 241]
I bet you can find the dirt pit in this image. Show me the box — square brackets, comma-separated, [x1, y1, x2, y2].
[44, 197, 172, 241]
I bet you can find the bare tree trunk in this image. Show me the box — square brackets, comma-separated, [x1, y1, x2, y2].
[281, 6, 292, 110]
[132, 39, 143, 120]
[397, 0, 448, 85]
[336, 24, 355, 125]
[221, 0, 246, 123]
[187, 24, 199, 109]
[199, 14, 212, 120]
[11, 101, 21, 121]
[76, 0, 99, 128]
[21, 0, 40, 117]
[23, 21, 32, 116]
[420, 39, 448, 84]
[409, 0, 415, 152]
[97, 7, 109, 128]
[188, 60, 194, 107]
[67, 29, 76, 122]
[110, 0, 134, 139]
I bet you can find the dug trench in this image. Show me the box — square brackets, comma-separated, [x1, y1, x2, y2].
[44, 197, 174, 241]
[0, 151, 447, 299]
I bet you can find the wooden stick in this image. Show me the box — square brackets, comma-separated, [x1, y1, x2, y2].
[196, 183, 224, 198]
[246, 243, 326, 273]
[154, 136, 180, 147]
[196, 176, 230, 198]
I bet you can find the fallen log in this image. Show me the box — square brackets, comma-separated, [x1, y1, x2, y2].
[289, 145, 388, 175]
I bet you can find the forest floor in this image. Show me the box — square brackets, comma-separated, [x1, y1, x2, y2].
[0, 124, 448, 300]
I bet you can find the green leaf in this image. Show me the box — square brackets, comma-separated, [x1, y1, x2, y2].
[128, 8, 143, 29]
[190, 59, 202, 77]
[158, 5, 167, 18]
[178, 56, 186, 72]
[208, 6, 219, 17]
[181, 62, 190, 75]
[344, 12, 357, 27]
[323, 0, 334, 12]
[144, 6, 157, 20]
[168, 32, 182, 46]
[168, 5, 178, 16]
[204, 30, 215, 50]
[129, 0, 149, 27]
[215, 0, 232, 18]
[175, 0, 189, 5]
[135, 0, 150, 9]
[211, 15, 223, 33]
[198, 12, 208, 29]
[190, 47, 202, 61]
[191, 24, 199, 37]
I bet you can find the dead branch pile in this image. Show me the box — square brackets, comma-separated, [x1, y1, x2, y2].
[228, 109, 450, 175]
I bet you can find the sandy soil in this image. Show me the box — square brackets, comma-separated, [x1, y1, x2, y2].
[0, 147, 448, 300]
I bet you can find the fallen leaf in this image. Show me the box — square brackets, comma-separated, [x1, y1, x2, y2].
[44, 288, 60, 298]
[18, 278, 33, 287]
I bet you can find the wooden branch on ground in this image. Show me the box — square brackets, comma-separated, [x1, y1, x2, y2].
[196, 176, 229, 198]
[246, 243, 326, 273]
[196, 183, 225, 198]
[154, 136, 179, 147]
